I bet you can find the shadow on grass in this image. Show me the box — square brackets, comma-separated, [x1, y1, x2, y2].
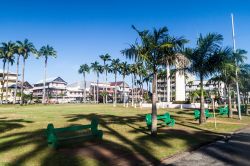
[0, 118, 33, 132]
[0, 112, 234, 166]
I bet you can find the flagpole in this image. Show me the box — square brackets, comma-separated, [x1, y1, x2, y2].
[231, 13, 242, 120]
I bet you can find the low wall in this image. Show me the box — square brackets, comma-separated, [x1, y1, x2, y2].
[141, 102, 208, 109]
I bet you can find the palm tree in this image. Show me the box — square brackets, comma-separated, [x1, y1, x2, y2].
[78, 64, 90, 103]
[16, 39, 36, 105]
[209, 48, 236, 118]
[38, 45, 57, 104]
[239, 64, 250, 115]
[91, 61, 103, 103]
[110, 58, 120, 107]
[100, 54, 111, 103]
[0, 47, 7, 103]
[1, 42, 16, 103]
[162, 37, 188, 103]
[129, 63, 137, 107]
[119, 62, 130, 107]
[13, 42, 24, 104]
[122, 26, 180, 135]
[232, 49, 248, 118]
[184, 33, 226, 124]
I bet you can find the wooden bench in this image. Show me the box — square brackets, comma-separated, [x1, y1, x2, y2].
[218, 106, 228, 115]
[145, 113, 175, 129]
[194, 109, 212, 120]
[46, 118, 103, 148]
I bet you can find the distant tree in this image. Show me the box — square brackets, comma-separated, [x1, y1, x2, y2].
[119, 62, 130, 107]
[184, 33, 227, 124]
[16, 39, 36, 105]
[78, 64, 90, 103]
[91, 61, 103, 103]
[1, 42, 16, 103]
[100, 54, 111, 103]
[38, 45, 57, 104]
[110, 58, 120, 107]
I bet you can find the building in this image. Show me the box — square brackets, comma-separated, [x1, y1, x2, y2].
[33, 77, 67, 103]
[65, 81, 91, 102]
[186, 80, 225, 100]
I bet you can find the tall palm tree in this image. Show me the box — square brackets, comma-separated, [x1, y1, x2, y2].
[209, 48, 236, 118]
[1, 42, 16, 103]
[184, 33, 226, 124]
[119, 62, 130, 107]
[13, 42, 24, 104]
[162, 36, 188, 103]
[232, 49, 248, 118]
[91, 61, 103, 103]
[110, 58, 120, 107]
[129, 63, 137, 107]
[78, 64, 90, 103]
[16, 39, 36, 105]
[122, 26, 180, 135]
[0, 47, 7, 103]
[100, 54, 111, 103]
[38, 45, 57, 104]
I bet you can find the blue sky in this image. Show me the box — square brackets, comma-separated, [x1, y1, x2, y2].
[0, 0, 249, 84]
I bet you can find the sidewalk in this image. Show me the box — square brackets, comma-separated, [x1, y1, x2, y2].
[161, 127, 250, 166]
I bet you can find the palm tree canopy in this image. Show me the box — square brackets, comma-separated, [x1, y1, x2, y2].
[122, 25, 187, 73]
[16, 39, 37, 59]
[38, 45, 57, 60]
[184, 33, 227, 79]
[99, 54, 111, 63]
[1, 41, 16, 64]
[91, 61, 103, 74]
[110, 58, 120, 74]
[232, 49, 247, 65]
[120, 62, 130, 76]
[78, 64, 90, 74]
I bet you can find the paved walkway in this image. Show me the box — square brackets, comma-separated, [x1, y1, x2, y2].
[162, 127, 250, 166]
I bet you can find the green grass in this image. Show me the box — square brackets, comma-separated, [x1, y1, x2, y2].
[0, 104, 249, 166]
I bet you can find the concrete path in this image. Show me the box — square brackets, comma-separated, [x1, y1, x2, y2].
[162, 127, 250, 166]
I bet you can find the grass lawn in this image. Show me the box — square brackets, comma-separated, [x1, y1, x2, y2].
[0, 104, 249, 166]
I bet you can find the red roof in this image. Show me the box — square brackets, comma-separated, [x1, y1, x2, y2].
[110, 81, 124, 86]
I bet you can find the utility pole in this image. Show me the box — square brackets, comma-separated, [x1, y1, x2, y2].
[231, 13, 242, 120]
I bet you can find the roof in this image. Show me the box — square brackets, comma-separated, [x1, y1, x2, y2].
[110, 81, 129, 88]
[35, 77, 67, 84]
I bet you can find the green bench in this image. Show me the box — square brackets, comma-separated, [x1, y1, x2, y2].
[194, 109, 212, 120]
[46, 118, 103, 148]
[145, 113, 175, 129]
[218, 106, 228, 115]
[240, 105, 247, 113]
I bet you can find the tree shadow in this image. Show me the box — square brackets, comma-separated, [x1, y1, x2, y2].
[0, 118, 33, 132]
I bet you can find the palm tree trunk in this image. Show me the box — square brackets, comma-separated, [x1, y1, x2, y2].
[228, 84, 233, 118]
[20, 58, 25, 105]
[166, 62, 171, 102]
[199, 75, 206, 124]
[131, 74, 134, 106]
[97, 73, 99, 104]
[83, 72, 86, 103]
[42, 58, 47, 104]
[114, 72, 117, 107]
[14, 55, 20, 104]
[1, 62, 6, 103]
[105, 67, 108, 104]
[151, 71, 158, 136]
[123, 75, 125, 107]
[93, 81, 96, 103]
[5, 62, 10, 103]
[134, 75, 137, 108]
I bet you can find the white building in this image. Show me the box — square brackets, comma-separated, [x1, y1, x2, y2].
[33, 77, 67, 103]
[65, 81, 91, 102]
